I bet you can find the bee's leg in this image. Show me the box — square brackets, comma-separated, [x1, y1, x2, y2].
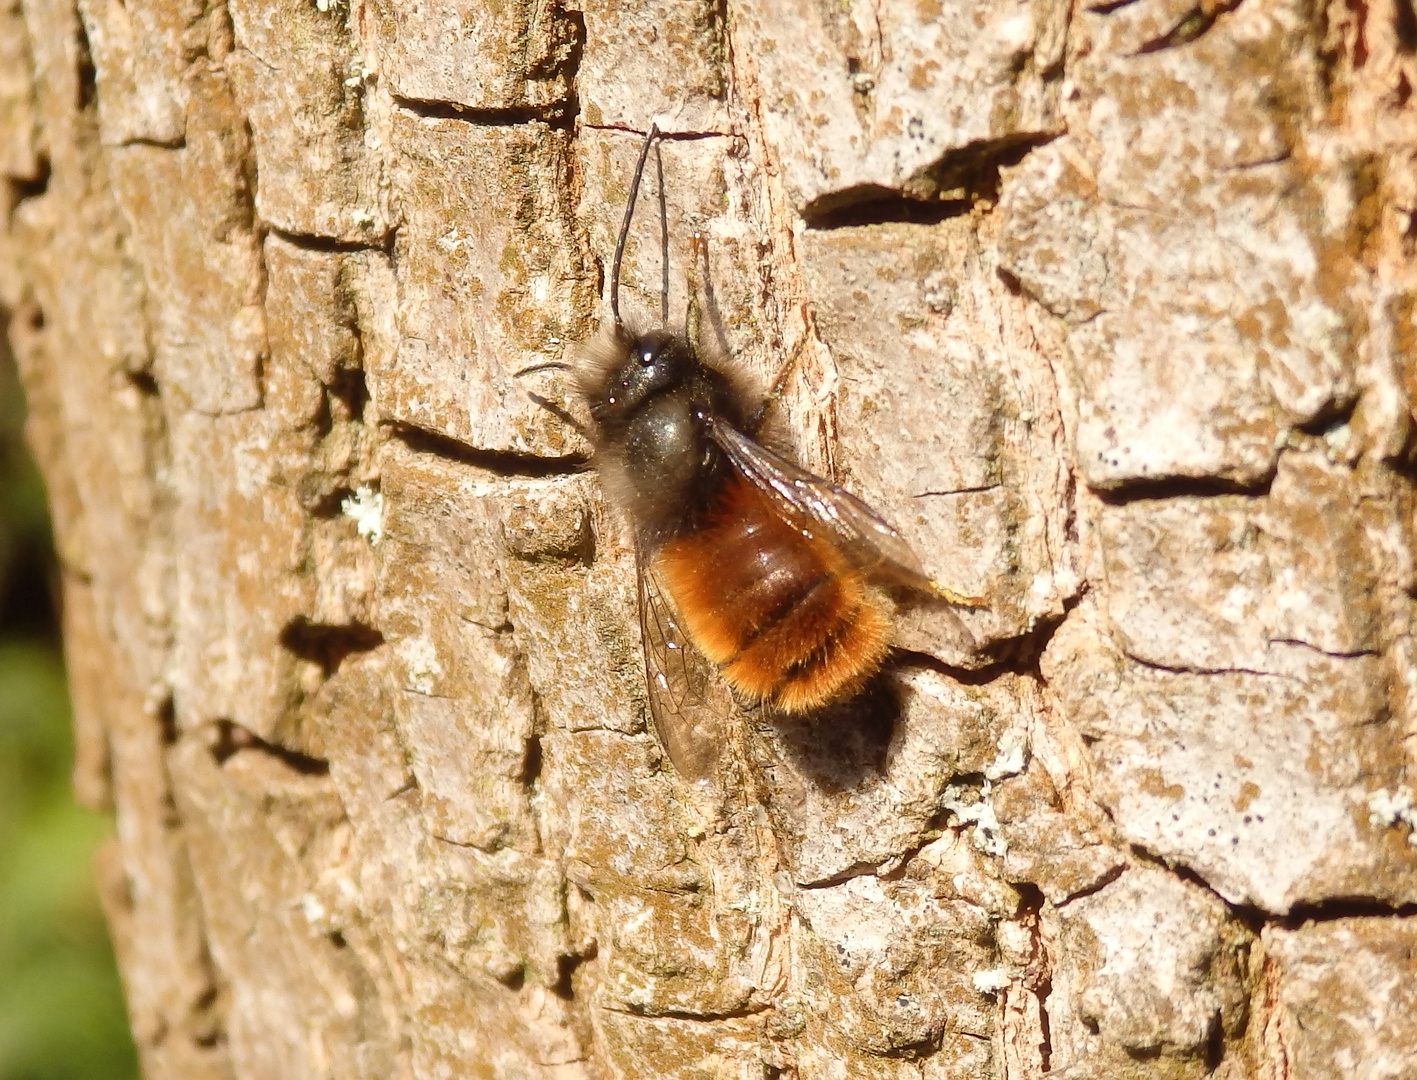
[745, 336, 807, 436]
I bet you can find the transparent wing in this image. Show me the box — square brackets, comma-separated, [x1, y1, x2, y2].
[636, 543, 729, 782]
[708, 418, 950, 595]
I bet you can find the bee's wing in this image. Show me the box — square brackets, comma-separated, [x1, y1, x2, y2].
[636, 545, 728, 782]
[708, 418, 942, 594]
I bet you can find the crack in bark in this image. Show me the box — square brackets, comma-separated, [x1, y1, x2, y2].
[1215, 152, 1294, 172]
[209, 718, 330, 775]
[1396, 0, 1417, 49]
[1092, 471, 1276, 504]
[895, 602, 1069, 681]
[8, 155, 50, 206]
[1120, 637, 1378, 680]
[1125, 841, 1417, 928]
[802, 132, 1061, 228]
[793, 856, 899, 890]
[793, 779, 1006, 890]
[1051, 862, 1129, 907]
[1272, 897, 1417, 927]
[1132, 0, 1246, 55]
[583, 123, 743, 141]
[1265, 637, 1378, 661]
[265, 224, 395, 255]
[1120, 650, 1307, 682]
[279, 616, 385, 677]
[109, 135, 188, 150]
[801, 187, 974, 229]
[390, 94, 574, 129]
[914, 483, 1003, 497]
[597, 1000, 772, 1023]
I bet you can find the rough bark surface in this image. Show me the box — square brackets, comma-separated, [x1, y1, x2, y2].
[4, 0, 1417, 1075]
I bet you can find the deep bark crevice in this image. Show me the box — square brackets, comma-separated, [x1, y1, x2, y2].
[1134, 8, 1220, 52]
[1051, 862, 1129, 907]
[210, 719, 331, 775]
[550, 950, 586, 1000]
[75, 18, 97, 112]
[802, 132, 1059, 228]
[1091, 470, 1276, 504]
[126, 369, 161, 396]
[1133, 0, 1246, 54]
[602, 1001, 772, 1023]
[1274, 896, 1417, 927]
[279, 616, 385, 677]
[266, 224, 395, 255]
[1396, 0, 1417, 49]
[801, 191, 974, 229]
[390, 95, 574, 129]
[584, 123, 742, 140]
[9, 156, 51, 209]
[155, 695, 178, 747]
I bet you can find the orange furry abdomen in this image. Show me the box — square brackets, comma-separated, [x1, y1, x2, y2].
[654, 475, 893, 713]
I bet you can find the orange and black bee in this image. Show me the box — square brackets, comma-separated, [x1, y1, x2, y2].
[523, 124, 979, 780]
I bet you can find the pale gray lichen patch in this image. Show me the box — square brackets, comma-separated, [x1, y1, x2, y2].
[341, 484, 384, 544]
[1367, 787, 1417, 846]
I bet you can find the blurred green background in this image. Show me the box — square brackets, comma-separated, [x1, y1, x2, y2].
[0, 346, 139, 1078]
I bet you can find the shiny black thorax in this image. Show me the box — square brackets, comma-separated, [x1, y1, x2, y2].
[582, 328, 749, 542]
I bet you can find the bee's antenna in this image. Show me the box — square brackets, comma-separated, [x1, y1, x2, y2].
[655, 139, 669, 327]
[513, 361, 571, 377]
[610, 122, 660, 329]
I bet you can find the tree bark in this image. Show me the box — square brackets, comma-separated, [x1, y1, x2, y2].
[5, 0, 1417, 1075]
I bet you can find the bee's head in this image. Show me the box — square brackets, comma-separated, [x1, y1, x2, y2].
[577, 326, 698, 432]
[566, 322, 738, 525]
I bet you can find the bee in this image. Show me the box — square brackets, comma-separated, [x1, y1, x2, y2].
[521, 124, 980, 781]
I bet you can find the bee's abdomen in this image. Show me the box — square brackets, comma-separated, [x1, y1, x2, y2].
[656, 476, 893, 713]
